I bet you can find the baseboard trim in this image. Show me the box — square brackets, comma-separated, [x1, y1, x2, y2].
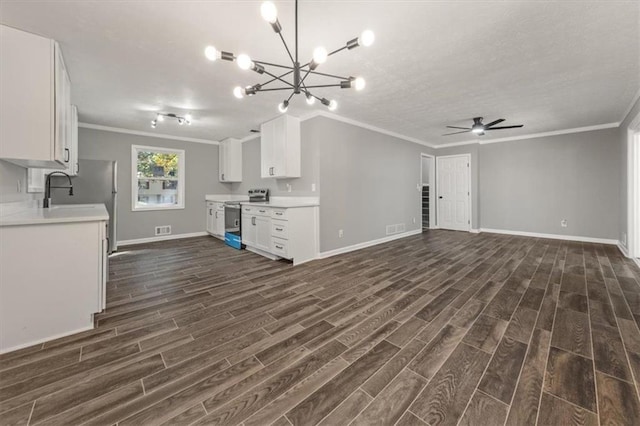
[470, 229, 480, 234]
[0, 324, 94, 355]
[618, 242, 630, 257]
[318, 229, 422, 259]
[479, 228, 618, 245]
[118, 232, 209, 247]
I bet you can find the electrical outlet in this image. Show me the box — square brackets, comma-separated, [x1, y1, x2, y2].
[413, 217, 416, 224]
[311, 183, 316, 192]
[561, 219, 568, 228]
[338, 229, 343, 238]
[286, 183, 292, 192]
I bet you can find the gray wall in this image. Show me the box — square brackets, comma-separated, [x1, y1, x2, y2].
[315, 116, 434, 253]
[619, 96, 640, 250]
[79, 128, 226, 242]
[421, 156, 431, 184]
[229, 120, 321, 197]
[479, 128, 620, 239]
[435, 144, 480, 229]
[0, 160, 31, 203]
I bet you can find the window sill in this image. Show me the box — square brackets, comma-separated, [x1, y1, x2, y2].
[132, 205, 185, 212]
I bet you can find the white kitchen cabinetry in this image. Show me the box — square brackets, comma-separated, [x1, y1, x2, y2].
[241, 204, 318, 265]
[0, 25, 72, 169]
[206, 202, 225, 238]
[219, 138, 242, 182]
[260, 115, 301, 178]
[0, 219, 108, 353]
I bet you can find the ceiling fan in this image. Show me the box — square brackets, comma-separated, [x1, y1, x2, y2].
[443, 117, 523, 136]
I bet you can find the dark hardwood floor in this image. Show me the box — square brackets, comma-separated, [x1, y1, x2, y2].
[2, 230, 640, 425]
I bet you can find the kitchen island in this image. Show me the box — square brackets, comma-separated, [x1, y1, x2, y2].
[0, 203, 109, 353]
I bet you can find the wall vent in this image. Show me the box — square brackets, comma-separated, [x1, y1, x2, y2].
[397, 223, 406, 233]
[386, 223, 406, 235]
[155, 225, 172, 236]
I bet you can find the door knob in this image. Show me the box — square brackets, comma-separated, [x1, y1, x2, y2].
[438, 196, 443, 199]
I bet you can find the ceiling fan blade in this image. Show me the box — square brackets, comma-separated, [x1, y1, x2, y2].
[443, 130, 472, 136]
[487, 125, 524, 130]
[446, 126, 471, 130]
[484, 119, 505, 128]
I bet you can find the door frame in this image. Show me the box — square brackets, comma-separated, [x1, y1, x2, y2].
[420, 153, 436, 230]
[628, 110, 640, 262]
[435, 153, 472, 232]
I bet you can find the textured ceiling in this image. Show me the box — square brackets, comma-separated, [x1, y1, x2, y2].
[1, 0, 638, 145]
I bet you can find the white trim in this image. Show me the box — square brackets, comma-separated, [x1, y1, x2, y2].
[470, 229, 480, 234]
[118, 231, 208, 247]
[79, 122, 219, 145]
[131, 144, 185, 212]
[318, 229, 422, 259]
[239, 133, 260, 143]
[627, 111, 640, 259]
[0, 325, 94, 355]
[618, 242, 630, 257]
[479, 228, 618, 245]
[436, 153, 472, 231]
[434, 122, 620, 149]
[621, 87, 640, 124]
[300, 110, 436, 148]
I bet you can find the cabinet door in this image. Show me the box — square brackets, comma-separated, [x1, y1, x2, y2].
[218, 142, 227, 181]
[54, 43, 69, 166]
[241, 214, 257, 246]
[215, 210, 225, 236]
[206, 203, 215, 234]
[225, 141, 242, 182]
[255, 216, 271, 251]
[271, 116, 287, 177]
[65, 105, 78, 176]
[260, 120, 275, 178]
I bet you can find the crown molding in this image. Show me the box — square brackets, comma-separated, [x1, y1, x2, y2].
[433, 139, 479, 149]
[300, 110, 436, 148]
[239, 133, 260, 143]
[79, 123, 219, 145]
[621, 87, 640, 125]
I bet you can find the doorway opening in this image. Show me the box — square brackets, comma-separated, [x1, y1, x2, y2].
[436, 153, 472, 232]
[420, 154, 435, 231]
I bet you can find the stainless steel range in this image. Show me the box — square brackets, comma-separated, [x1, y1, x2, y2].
[248, 188, 269, 203]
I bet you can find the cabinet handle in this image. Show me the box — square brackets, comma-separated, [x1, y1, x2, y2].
[215, 211, 218, 219]
[76, 162, 79, 173]
[64, 148, 70, 162]
[275, 245, 283, 250]
[252, 217, 256, 226]
[275, 227, 283, 231]
[209, 208, 212, 216]
[269, 167, 274, 176]
[275, 212, 283, 216]
[259, 209, 266, 213]
[221, 173, 225, 181]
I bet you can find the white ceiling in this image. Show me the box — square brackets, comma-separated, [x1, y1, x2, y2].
[1, 0, 638, 146]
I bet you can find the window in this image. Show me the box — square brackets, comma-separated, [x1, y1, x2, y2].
[131, 145, 185, 211]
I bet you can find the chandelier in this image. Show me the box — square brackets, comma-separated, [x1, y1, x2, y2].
[204, 0, 374, 113]
[151, 113, 192, 128]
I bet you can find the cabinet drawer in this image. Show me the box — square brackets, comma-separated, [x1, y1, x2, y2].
[207, 202, 216, 208]
[271, 220, 288, 239]
[270, 208, 288, 220]
[242, 206, 271, 216]
[271, 237, 289, 258]
[215, 203, 225, 211]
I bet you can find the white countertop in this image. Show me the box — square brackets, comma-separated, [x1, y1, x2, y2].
[0, 203, 109, 227]
[240, 197, 320, 208]
[205, 194, 250, 202]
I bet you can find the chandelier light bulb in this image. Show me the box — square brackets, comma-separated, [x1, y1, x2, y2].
[359, 30, 375, 47]
[313, 47, 328, 64]
[236, 54, 252, 70]
[306, 93, 315, 105]
[233, 86, 244, 99]
[328, 100, 338, 111]
[354, 77, 366, 91]
[204, 45, 220, 61]
[260, 1, 278, 24]
[156, 114, 164, 122]
[278, 100, 289, 113]
[184, 114, 192, 122]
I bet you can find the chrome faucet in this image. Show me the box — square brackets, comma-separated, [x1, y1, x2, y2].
[43, 171, 73, 208]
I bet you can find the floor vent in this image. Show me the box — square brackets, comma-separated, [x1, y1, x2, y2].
[155, 225, 172, 236]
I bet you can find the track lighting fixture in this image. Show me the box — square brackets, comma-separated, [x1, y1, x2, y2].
[150, 113, 192, 128]
[204, 0, 374, 113]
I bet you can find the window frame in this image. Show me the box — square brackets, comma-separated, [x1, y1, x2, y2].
[131, 144, 186, 212]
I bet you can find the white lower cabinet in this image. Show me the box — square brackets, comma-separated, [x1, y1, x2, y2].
[206, 202, 225, 238]
[0, 220, 108, 353]
[241, 204, 318, 265]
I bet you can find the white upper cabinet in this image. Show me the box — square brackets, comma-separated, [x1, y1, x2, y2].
[218, 138, 242, 182]
[260, 115, 301, 179]
[0, 25, 71, 169]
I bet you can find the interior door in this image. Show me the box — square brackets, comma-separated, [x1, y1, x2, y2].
[437, 155, 470, 231]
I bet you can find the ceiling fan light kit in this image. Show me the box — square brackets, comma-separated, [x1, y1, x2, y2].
[204, 0, 374, 113]
[443, 117, 524, 136]
[151, 113, 192, 129]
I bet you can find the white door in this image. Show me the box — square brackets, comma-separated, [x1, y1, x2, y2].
[437, 155, 470, 231]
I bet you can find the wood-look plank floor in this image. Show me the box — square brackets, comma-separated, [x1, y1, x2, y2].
[2, 230, 640, 425]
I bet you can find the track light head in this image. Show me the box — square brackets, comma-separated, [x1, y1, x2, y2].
[156, 114, 164, 122]
[177, 118, 185, 125]
[251, 63, 265, 74]
[151, 120, 157, 128]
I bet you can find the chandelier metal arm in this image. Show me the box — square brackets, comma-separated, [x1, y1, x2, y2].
[253, 60, 295, 70]
[253, 86, 297, 92]
[278, 32, 296, 65]
[261, 69, 296, 89]
[302, 84, 343, 89]
[258, 69, 295, 87]
[328, 45, 348, 57]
